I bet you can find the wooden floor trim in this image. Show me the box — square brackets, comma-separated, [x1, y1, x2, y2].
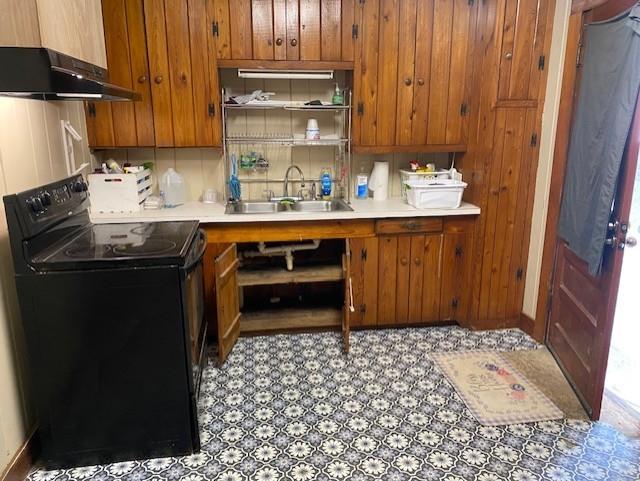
[0, 429, 37, 481]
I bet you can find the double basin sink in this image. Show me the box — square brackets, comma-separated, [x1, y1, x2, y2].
[226, 199, 353, 214]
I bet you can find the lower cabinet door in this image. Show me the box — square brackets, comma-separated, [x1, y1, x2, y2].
[342, 239, 352, 353]
[440, 232, 473, 324]
[348, 237, 379, 327]
[214, 243, 241, 365]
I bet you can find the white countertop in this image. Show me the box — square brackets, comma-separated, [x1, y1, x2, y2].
[90, 198, 480, 224]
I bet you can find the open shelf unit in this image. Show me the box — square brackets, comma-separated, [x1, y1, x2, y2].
[240, 307, 342, 335]
[237, 265, 343, 287]
[221, 89, 352, 203]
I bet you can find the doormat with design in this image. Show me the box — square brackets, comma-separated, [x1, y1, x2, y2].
[431, 350, 564, 426]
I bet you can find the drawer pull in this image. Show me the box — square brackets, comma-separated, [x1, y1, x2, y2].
[403, 221, 418, 230]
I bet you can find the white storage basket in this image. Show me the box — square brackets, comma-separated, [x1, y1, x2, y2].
[399, 169, 452, 199]
[404, 178, 467, 209]
[88, 169, 152, 213]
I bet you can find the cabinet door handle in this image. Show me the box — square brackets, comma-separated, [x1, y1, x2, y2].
[154, 75, 163, 84]
[137, 75, 147, 84]
[276, 37, 283, 46]
[400, 257, 408, 266]
[180, 72, 187, 82]
[414, 258, 422, 266]
[505, 52, 513, 60]
[402, 221, 418, 230]
[290, 38, 298, 47]
[417, 78, 424, 86]
[404, 78, 412, 86]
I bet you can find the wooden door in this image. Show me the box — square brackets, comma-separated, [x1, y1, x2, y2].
[89, 0, 155, 148]
[441, 220, 474, 324]
[497, 0, 549, 102]
[342, 239, 352, 353]
[353, 0, 475, 148]
[349, 237, 379, 327]
[214, 244, 241, 365]
[144, 0, 222, 147]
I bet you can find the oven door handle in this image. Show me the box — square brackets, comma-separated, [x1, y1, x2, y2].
[184, 229, 207, 271]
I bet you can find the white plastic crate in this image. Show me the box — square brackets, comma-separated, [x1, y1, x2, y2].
[88, 169, 152, 213]
[399, 169, 452, 199]
[404, 178, 468, 209]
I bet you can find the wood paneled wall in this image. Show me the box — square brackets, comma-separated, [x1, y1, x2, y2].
[461, 0, 556, 329]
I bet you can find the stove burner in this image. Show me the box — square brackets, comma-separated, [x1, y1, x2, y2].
[112, 239, 178, 257]
[64, 244, 111, 258]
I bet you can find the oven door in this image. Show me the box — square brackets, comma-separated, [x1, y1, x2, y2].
[181, 229, 207, 398]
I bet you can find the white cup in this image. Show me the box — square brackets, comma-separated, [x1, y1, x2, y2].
[306, 118, 320, 140]
[202, 189, 218, 203]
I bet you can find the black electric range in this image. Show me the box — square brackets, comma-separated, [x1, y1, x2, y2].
[3, 175, 207, 469]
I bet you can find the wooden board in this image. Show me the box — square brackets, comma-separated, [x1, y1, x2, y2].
[320, 0, 342, 61]
[299, 0, 320, 60]
[375, 0, 399, 145]
[377, 235, 398, 324]
[395, 0, 418, 145]
[209, 0, 231, 59]
[204, 219, 375, 243]
[237, 265, 343, 287]
[251, 0, 274, 60]
[285, 0, 300, 60]
[229, 0, 252, 59]
[240, 307, 341, 334]
[215, 244, 241, 364]
[375, 217, 443, 235]
[349, 236, 379, 327]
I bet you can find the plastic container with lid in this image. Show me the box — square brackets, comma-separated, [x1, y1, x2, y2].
[160, 168, 186, 207]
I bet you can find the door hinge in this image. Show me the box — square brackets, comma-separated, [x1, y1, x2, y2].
[352, 24, 359, 39]
[451, 298, 459, 310]
[538, 55, 545, 70]
[357, 102, 364, 116]
[87, 102, 96, 117]
[361, 247, 367, 261]
[468, 0, 474, 5]
[212, 21, 219, 37]
[208, 103, 216, 117]
[360, 304, 366, 314]
[516, 267, 524, 280]
[455, 245, 463, 257]
[460, 103, 468, 116]
[530, 133, 538, 147]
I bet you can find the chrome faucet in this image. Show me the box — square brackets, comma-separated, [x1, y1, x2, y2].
[283, 165, 305, 198]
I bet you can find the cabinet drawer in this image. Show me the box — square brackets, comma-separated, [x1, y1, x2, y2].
[375, 218, 443, 235]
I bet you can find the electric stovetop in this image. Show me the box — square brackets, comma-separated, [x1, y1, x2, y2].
[30, 221, 200, 270]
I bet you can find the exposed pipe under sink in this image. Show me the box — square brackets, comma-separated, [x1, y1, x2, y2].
[240, 240, 321, 271]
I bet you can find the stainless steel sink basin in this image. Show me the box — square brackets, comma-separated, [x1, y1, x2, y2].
[291, 200, 353, 212]
[225, 199, 353, 214]
[225, 201, 286, 214]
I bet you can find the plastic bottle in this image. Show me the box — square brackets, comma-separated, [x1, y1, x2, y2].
[356, 166, 368, 199]
[332, 83, 344, 105]
[160, 168, 186, 207]
[320, 168, 332, 198]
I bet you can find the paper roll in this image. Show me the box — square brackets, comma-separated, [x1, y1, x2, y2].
[368, 161, 389, 201]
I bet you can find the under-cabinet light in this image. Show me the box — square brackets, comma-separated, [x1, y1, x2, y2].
[237, 69, 334, 80]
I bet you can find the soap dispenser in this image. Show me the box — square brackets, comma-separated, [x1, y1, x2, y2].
[332, 83, 344, 105]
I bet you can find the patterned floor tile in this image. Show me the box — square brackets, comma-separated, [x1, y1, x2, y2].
[28, 326, 640, 481]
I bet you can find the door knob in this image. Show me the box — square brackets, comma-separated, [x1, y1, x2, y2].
[404, 78, 412, 86]
[154, 75, 163, 84]
[137, 75, 147, 83]
[276, 37, 283, 46]
[400, 257, 408, 266]
[290, 38, 298, 47]
[417, 78, 424, 86]
[505, 52, 513, 59]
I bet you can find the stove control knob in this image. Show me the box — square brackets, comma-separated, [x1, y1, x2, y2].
[28, 197, 44, 213]
[41, 191, 52, 206]
[71, 181, 86, 193]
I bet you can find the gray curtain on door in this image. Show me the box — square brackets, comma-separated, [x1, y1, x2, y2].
[558, 5, 640, 275]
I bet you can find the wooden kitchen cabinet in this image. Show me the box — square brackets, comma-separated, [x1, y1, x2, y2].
[496, 0, 550, 104]
[210, 0, 356, 64]
[441, 218, 474, 325]
[86, 0, 222, 148]
[353, 0, 476, 152]
[213, 243, 241, 365]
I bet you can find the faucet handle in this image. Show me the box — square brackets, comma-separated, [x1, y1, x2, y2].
[263, 189, 275, 201]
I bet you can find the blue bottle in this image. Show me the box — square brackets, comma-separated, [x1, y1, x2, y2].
[320, 168, 332, 198]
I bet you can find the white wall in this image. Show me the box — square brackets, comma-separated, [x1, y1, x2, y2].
[0, 98, 92, 475]
[522, 0, 572, 319]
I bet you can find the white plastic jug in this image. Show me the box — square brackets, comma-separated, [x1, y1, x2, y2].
[160, 168, 186, 207]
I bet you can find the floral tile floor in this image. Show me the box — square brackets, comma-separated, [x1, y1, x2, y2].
[28, 327, 640, 481]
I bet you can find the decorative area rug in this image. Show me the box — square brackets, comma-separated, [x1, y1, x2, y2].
[27, 327, 640, 481]
[431, 350, 564, 426]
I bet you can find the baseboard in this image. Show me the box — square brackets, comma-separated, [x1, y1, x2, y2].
[519, 311, 537, 340]
[0, 429, 38, 481]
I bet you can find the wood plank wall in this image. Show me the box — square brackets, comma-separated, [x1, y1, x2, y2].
[461, 0, 556, 329]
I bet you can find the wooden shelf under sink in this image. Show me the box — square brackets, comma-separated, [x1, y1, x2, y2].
[237, 265, 343, 287]
[240, 307, 342, 334]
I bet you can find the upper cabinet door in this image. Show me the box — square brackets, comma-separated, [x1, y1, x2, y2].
[211, 0, 356, 63]
[144, 0, 222, 147]
[353, 0, 475, 149]
[497, 0, 549, 102]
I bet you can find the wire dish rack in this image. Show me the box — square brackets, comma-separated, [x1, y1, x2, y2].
[221, 89, 352, 203]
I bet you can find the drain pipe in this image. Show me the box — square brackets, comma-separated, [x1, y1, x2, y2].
[241, 240, 321, 270]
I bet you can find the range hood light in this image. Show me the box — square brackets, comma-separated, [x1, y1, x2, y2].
[57, 93, 103, 99]
[237, 69, 334, 80]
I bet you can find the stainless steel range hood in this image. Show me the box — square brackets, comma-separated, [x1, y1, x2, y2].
[0, 47, 140, 101]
